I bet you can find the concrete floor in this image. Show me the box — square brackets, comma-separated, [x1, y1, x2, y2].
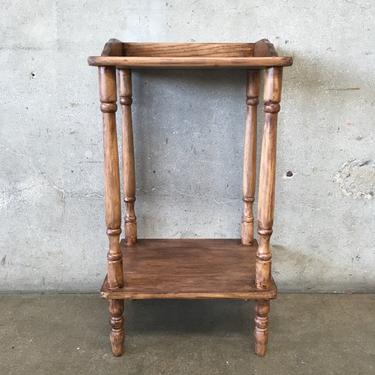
[0, 294, 374, 374]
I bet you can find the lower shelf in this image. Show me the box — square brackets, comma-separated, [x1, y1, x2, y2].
[101, 239, 277, 300]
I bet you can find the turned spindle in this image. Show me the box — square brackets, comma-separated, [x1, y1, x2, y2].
[241, 70, 260, 245]
[254, 299, 270, 356]
[108, 299, 125, 356]
[99, 66, 124, 289]
[256, 67, 282, 290]
[119, 69, 137, 245]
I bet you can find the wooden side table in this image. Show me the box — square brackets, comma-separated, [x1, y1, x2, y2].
[88, 39, 293, 357]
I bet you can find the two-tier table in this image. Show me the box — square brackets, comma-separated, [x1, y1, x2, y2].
[88, 39, 293, 357]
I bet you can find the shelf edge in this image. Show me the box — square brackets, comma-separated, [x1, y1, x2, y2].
[87, 56, 293, 68]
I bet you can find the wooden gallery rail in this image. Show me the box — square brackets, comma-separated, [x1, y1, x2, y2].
[88, 39, 293, 357]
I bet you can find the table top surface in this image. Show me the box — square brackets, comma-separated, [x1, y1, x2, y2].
[88, 41, 293, 69]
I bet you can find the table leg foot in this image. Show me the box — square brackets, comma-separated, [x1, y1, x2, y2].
[109, 299, 125, 356]
[254, 299, 270, 357]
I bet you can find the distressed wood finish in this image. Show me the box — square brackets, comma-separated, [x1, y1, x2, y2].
[101, 239, 277, 300]
[99, 41, 126, 358]
[88, 40, 292, 68]
[123, 42, 254, 57]
[256, 67, 283, 290]
[101, 38, 123, 57]
[88, 55, 292, 68]
[241, 70, 260, 245]
[89, 40, 292, 358]
[119, 69, 137, 245]
[254, 39, 278, 57]
[99, 66, 123, 290]
[254, 300, 270, 356]
[108, 299, 125, 356]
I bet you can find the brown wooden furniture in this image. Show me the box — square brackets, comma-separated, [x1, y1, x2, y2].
[88, 39, 292, 357]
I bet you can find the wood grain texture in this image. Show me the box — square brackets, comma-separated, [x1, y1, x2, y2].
[108, 299, 124, 356]
[101, 239, 277, 300]
[119, 69, 137, 245]
[89, 40, 292, 68]
[256, 67, 283, 290]
[101, 39, 123, 57]
[254, 39, 278, 57]
[123, 42, 254, 57]
[88, 56, 292, 68]
[90, 39, 292, 357]
[241, 70, 260, 246]
[99, 66, 123, 289]
[254, 299, 270, 356]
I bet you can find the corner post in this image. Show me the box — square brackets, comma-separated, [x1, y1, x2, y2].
[241, 70, 260, 245]
[256, 66, 282, 290]
[99, 66, 124, 289]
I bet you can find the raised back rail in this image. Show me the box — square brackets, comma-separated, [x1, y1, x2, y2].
[88, 40, 292, 68]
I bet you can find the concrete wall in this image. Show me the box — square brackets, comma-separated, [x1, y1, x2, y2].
[1, 1, 374, 292]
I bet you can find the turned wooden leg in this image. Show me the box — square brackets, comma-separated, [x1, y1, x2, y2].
[108, 299, 125, 356]
[256, 67, 283, 289]
[99, 66, 123, 289]
[241, 70, 260, 245]
[254, 300, 270, 357]
[253, 67, 282, 357]
[119, 69, 137, 245]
